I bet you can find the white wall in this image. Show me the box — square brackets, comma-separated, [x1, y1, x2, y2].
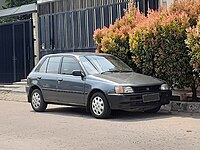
[159, 0, 174, 9]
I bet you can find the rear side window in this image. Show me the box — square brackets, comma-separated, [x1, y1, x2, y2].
[38, 58, 49, 73]
[46, 56, 62, 74]
[61, 57, 80, 75]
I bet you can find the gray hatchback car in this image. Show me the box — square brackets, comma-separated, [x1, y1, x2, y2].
[26, 53, 172, 118]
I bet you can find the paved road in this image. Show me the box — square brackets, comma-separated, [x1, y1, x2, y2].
[0, 100, 200, 150]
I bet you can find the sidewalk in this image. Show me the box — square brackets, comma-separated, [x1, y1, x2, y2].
[0, 82, 27, 102]
[0, 82, 26, 93]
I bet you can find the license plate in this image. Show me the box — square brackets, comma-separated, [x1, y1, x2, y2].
[142, 93, 160, 102]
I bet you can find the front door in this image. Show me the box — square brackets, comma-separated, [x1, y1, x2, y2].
[57, 56, 85, 105]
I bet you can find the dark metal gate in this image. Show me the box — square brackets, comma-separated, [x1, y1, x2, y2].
[0, 19, 34, 83]
[38, 1, 130, 57]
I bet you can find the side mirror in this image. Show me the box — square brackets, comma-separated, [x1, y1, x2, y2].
[72, 70, 85, 77]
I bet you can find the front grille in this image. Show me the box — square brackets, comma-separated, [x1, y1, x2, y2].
[133, 85, 160, 93]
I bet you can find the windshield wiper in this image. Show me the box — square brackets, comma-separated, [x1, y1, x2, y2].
[101, 70, 133, 74]
[101, 70, 120, 74]
[120, 70, 133, 72]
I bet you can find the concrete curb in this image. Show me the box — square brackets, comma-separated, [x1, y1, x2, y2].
[0, 88, 26, 94]
[170, 101, 200, 113]
[0, 84, 26, 93]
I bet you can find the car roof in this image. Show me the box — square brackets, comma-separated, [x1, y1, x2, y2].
[44, 52, 111, 58]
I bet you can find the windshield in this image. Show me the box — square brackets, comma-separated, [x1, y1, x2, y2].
[80, 55, 132, 74]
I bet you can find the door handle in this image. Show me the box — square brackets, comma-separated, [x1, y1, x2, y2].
[58, 78, 63, 82]
[37, 76, 41, 80]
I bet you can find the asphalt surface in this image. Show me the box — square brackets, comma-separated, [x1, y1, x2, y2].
[0, 100, 200, 150]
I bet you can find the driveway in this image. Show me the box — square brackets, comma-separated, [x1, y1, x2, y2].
[0, 100, 200, 150]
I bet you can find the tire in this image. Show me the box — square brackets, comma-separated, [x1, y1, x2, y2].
[90, 92, 111, 119]
[144, 105, 161, 113]
[31, 89, 47, 112]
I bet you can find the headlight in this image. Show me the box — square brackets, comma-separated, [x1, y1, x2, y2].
[115, 86, 134, 94]
[160, 84, 169, 90]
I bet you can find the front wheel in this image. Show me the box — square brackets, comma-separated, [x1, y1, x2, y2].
[31, 89, 47, 112]
[90, 92, 111, 119]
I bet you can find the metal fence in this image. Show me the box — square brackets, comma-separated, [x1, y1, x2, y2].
[39, 2, 129, 56]
[38, 0, 130, 15]
[38, 0, 159, 57]
[0, 20, 34, 83]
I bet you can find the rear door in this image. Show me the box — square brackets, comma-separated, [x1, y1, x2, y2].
[57, 56, 85, 105]
[37, 56, 62, 102]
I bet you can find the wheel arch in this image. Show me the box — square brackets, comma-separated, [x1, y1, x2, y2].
[28, 85, 42, 103]
[86, 89, 109, 112]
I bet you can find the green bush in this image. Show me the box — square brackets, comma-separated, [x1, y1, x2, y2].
[129, 10, 192, 89]
[170, 0, 200, 26]
[185, 16, 200, 99]
[186, 16, 200, 65]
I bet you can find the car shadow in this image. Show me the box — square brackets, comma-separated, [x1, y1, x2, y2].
[32, 105, 176, 122]
[110, 110, 172, 122]
[45, 106, 92, 119]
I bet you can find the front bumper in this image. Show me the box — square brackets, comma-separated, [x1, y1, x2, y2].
[107, 90, 172, 111]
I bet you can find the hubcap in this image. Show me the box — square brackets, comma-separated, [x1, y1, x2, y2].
[32, 92, 41, 109]
[92, 96, 104, 116]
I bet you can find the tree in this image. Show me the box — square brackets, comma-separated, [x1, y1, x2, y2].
[0, 0, 37, 23]
[5, 0, 36, 8]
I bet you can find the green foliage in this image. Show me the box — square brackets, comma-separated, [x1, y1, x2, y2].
[186, 16, 200, 65]
[185, 16, 200, 92]
[5, 0, 36, 8]
[130, 10, 193, 89]
[93, 3, 145, 69]
[0, 0, 36, 23]
[0, 18, 15, 23]
[170, 0, 200, 26]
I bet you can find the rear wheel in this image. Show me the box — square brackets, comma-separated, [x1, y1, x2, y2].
[90, 92, 111, 119]
[144, 106, 161, 113]
[31, 89, 47, 112]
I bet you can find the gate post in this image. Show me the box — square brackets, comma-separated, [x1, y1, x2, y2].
[32, 12, 39, 65]
[12, 24, 16, 82]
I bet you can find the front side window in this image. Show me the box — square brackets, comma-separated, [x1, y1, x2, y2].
[61, 57, 80, 75]
[46, 56, 62, 74]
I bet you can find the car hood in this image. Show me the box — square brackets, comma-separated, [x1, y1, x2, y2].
[93, 72, 164, 86]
